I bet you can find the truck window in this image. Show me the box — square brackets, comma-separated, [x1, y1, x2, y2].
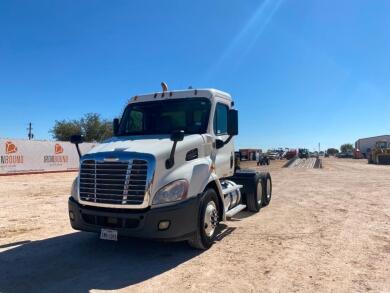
[118, 98, 211, 136]
[214, 103, 228, 135]
[160, 111, 186, 131]
[124, 110, 143, 132]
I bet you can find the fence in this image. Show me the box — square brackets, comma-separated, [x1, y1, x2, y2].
[0, 139, 96, 175]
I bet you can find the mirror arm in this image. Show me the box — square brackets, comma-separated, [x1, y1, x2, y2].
[216, 135, 233, 149]
[166, 141, 178, 169]
[223, 135, 233, 146]
[75, 143, 82, 159]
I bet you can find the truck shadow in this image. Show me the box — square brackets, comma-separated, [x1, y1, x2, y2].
[0, 232, 201, 293]
[229, 210, 255, 221]
[214, 223, 236, 241]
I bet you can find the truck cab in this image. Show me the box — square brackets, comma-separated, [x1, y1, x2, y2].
[68, 86, 272, 249]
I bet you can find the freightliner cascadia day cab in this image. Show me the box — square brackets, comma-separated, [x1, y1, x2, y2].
[68, 84, 272, 249]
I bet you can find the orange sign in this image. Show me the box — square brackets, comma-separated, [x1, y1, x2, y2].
[5, 141, 18, 154]
[43, 143, 68, 164]
[1, 141, 23, 165]
[55, 144, 64, 154]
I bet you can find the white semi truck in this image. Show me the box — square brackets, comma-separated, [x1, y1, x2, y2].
[68, 85, 272, 249]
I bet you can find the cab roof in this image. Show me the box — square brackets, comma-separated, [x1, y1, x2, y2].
[128, 88, 232, 104]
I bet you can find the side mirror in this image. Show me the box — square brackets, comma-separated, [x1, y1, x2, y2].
[228, 109, 238, 136]
[70, 134, 83, 159]
[113, 118, 120, 136]
[166, 130, 185, 169]
[170, 130, 185, 142]
[70, 134, 84, 145]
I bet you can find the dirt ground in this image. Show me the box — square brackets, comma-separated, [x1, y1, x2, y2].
[0, 158, 389, 293]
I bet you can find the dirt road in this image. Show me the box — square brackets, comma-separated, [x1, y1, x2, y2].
[0, 158, 389, 292]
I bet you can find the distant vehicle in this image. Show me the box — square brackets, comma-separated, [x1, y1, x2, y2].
[355, 135, 390, 159]
[257, 155, 270, 166]
[353, 149, 363, 159]
[337, 152, 354, 158]
[298, 148, 309, 159]
[368, 141, 390, 165]
[284, 149, 297, 160]
[267, 152, 279, 160]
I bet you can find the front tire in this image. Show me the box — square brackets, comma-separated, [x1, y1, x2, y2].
[187, 189, 219, 250]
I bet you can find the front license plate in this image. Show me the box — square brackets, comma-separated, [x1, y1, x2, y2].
[100, 228, 118, 241]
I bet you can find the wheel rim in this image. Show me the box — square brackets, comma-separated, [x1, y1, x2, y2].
[257, 181, 262, 205]
[266, 178, 271, 200]
[204, 201, 218, 237]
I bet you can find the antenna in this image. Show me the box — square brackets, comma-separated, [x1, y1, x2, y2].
[27, 122, 34, 140]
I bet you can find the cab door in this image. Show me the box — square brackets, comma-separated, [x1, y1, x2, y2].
[213, 102, 234, 178]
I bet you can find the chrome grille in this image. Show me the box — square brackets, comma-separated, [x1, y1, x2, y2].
[79, 159, 148, 205]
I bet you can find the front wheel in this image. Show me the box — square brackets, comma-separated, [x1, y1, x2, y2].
[187, 189, 219, 250]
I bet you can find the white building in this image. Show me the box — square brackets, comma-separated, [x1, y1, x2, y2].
[355, 135, 390, 158]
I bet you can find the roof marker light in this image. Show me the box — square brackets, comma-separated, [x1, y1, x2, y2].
[161, 82, 168, 92]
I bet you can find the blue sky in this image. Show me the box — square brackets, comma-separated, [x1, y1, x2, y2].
[0, 0, 389, 150]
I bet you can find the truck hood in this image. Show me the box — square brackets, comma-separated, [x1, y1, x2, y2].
[86, 134, 205, 159]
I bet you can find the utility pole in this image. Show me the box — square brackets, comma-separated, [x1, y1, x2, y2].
[27, 122, 34, 140]
[318, 142, 320, 153]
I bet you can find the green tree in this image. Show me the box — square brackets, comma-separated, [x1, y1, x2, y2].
[326, 148, 339, 156]
[50, 119, 82, 141]
[340, 143, 353, 153]
[51, 113, 113, 142]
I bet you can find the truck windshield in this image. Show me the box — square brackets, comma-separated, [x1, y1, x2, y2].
[118, 98, 211, 136]
[377, 142, 388, 148]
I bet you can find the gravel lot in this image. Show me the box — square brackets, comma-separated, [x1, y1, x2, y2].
[1, 158, 389, 293]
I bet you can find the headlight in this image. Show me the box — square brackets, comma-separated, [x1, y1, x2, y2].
[152, 179, 189, 205]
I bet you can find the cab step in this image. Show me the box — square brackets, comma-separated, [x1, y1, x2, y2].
[225, 204, 247, 219]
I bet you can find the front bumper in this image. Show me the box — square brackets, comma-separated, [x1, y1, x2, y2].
[68, 196, 200, 241]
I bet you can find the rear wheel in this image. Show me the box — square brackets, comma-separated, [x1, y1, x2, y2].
[247, 175, 263, 212]
[187, 189, 219, 250]
[262, 173, 272, 206]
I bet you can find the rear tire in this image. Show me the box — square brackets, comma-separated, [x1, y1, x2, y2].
[247, 175, 263, 212]
[261, 172, 272, 206]
[187, 189, 219, 250]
